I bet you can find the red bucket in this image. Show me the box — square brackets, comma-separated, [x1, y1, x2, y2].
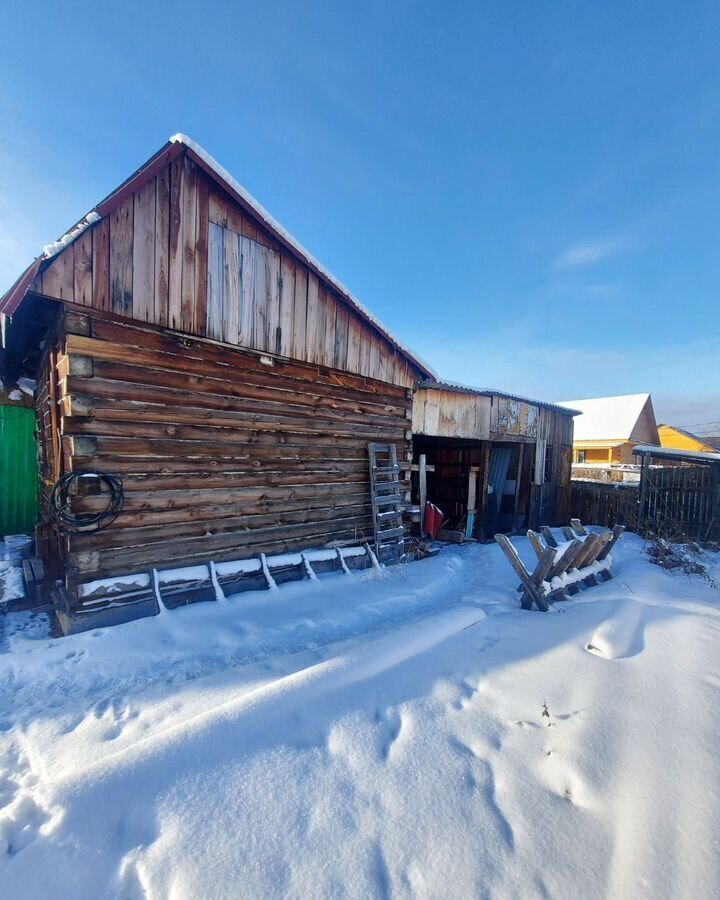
[423, 502, 444, 540]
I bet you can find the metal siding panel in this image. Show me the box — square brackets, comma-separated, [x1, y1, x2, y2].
[0, 406, 38, 536]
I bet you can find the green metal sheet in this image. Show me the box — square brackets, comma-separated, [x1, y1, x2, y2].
[0, 405, 38, 536]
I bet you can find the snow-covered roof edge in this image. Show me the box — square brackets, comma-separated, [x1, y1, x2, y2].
[170, 134, 436, 379]
[633, 445, 720, 463]
[557, 393, 653, 441]
[417, 379, 579, 415]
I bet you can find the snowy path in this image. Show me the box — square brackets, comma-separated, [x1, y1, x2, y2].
[1, 534, 720, 899]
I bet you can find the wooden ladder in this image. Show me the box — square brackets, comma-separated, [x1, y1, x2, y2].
[368, 443, 405, 565]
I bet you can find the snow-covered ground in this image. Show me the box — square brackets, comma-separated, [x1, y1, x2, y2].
[1, 531, 719, 899]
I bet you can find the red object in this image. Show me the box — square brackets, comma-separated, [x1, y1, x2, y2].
[423, 502, 444, 539]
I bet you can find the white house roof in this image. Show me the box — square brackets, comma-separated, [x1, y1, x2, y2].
[557, 393, 653, 442]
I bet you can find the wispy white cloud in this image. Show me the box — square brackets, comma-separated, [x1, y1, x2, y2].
[555, 231, 636, 269]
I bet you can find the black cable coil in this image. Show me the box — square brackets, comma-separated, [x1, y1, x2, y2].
[50, 471, 124, 533]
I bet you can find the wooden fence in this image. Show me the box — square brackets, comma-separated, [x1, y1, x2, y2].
[570, 464, 720, 543]
[641, 463, 719, 543]
[569, 481, 640, 532]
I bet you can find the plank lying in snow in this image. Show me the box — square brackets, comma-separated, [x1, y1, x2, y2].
[63, 544, 379, 633]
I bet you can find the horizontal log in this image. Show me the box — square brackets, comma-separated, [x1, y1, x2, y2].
[62, 394, 410, 433]
[63, 415, 407, 449]
[69, 514, 376, 574]
[70, 499, 373, 550]
[73, 480, 369, 513]
[77, 465, 371, 494]
[66, 525, 375, 588]
[65, 456, 385, 477]
[61, 361, 409, 419]
[84, 316, 411, 399]
[64, 434, 411, 462]
[62, 335, 411, 411]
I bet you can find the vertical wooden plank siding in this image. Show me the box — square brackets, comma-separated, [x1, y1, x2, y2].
[223, 228, 240, 344]
[207, 223, 224, 341]
[239, 235, 255, 347]
[28, 152, 423, 389]
[253, 242, 268, 352]
[292, 266, 308, 360]
[180, 156, 198, 333]
[109, 196, 134, 316]
[42, 245, 74, 299]
[323, 291, 336, 366]
[168, 157, 184, 330]
[92, 216, 111, 311]
[347, 314, 361, 372]
[279, 252, 295, 358]
[154, 168, 170, 326]
[194, 175, 210, 336]
[334, 304, 349, 371]
[132, 178, 156, 322]
[305, 272, 320, 361]
[73, 229, 93, 305]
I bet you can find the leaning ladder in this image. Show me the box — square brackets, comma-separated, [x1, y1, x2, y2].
[368, 442, 405, 565]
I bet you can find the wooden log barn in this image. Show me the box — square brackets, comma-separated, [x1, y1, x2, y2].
[0, 134, 575, 631]
[412, 382, 577, 539]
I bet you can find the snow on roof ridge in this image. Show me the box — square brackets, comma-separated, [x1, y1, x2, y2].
[169, 133, 436, 378]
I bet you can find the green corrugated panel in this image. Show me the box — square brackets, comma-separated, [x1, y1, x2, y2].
[0, 405, 38, 537]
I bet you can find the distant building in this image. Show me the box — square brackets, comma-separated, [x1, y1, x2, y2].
[558, 393, 658, 467]
[658, 424, 720, 454]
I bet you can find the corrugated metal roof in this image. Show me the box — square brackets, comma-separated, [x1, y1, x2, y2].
[416, 379, 579, 416]
[633, 445, 720, 464]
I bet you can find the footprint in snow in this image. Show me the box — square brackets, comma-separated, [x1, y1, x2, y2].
[374, 707, 404, 762]
[0, 750, 51, 858]
[584, 601, 646, 659]
[92, 698, 139, 741]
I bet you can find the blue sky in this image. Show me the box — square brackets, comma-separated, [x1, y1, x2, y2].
[1, 1, 719, 430]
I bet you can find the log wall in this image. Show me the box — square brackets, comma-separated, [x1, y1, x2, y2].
[32, 151, 420, 388]
[53, 306, 413, 591]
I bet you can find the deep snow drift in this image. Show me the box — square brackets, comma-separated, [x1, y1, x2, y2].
[1, 532, 719, 899]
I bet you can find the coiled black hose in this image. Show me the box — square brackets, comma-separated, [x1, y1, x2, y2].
[50, 471, 124, 533]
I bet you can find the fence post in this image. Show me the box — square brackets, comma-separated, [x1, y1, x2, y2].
[637, 455, 650, 537]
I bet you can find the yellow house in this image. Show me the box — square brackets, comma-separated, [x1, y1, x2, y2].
[558, 393, 659, 466]
[658, 424, 719, 454]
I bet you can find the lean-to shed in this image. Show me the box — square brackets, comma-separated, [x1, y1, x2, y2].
[0, 135, 434, 622]
[412, 382, 577, 538]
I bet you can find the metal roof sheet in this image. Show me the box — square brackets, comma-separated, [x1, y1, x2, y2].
[416, 379, 579, 416]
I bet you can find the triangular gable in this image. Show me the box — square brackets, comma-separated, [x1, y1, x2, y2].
[558, 393, 658, 443]
[1, 136, 434, 384]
